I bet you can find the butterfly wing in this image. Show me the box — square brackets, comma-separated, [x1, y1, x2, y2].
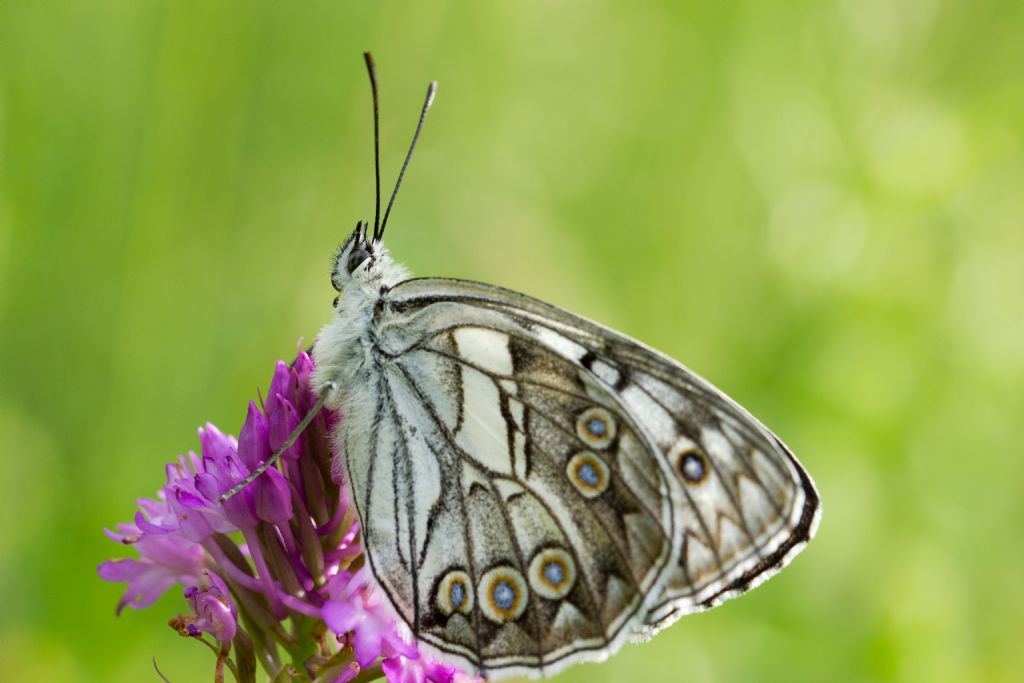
[384, 279, 820, 635]
[345, 277, 820, 678]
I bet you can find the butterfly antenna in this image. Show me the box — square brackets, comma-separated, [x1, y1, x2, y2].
[378, 78, 437, 241]
[364, 52, 382, 241]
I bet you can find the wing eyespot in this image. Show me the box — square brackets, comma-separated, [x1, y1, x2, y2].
[478, 566, 528, 623]
[575, 407, 616, 449]
[565, 451, 611, 498]
[436, 570, 475, 616]
[528, 548, 576, 600]
[670, 443, 710, 485]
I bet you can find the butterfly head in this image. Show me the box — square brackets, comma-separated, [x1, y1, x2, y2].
[333, 220, 376, 282]
[330, 221, 406, 307]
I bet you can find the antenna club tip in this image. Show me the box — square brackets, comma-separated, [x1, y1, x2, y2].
[426, 81, 438, 107]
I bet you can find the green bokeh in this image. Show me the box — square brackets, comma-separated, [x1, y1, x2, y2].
[2, 1, 1022, 681]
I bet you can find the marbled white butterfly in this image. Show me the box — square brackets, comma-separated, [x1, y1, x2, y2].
[224, 53, 820, 680]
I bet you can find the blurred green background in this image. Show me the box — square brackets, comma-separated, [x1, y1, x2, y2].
[2, 1, 1022, 681]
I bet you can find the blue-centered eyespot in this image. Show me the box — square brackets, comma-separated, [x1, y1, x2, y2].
[566, 451, 610, 498]
[670, 442, 709, 485]
[528, 548, 576, 600]
[478, 566, 528, 623]
[436, 570, 474, 616]
[576, 407, 616, 449]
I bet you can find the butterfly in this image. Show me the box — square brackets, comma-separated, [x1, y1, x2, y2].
[224, 53, 820, 679]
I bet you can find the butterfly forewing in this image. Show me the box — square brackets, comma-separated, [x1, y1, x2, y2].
[381, 279, 821, 644]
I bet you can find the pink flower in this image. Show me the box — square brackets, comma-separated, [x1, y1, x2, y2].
[98, 522, 203, 614]
[99, 351, 473, 683]
[183, 570, 237, 642]
[382, 655, 463, 683]
[323, 567, 419, 668]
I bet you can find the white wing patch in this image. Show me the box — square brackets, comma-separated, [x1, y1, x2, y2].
[454, 327, 514, 376]
[534, 326, 586, 362]
[591, 359, 621, 387]
[620, 385, 678, 449]
[456, 365, 513, 476]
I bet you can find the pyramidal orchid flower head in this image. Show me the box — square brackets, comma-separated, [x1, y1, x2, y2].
[99, 350, 477, 683]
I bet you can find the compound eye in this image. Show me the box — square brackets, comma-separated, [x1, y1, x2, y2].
[346, 244, 372, 274]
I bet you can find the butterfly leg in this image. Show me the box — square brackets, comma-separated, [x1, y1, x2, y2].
[219, 381, 338, 502]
